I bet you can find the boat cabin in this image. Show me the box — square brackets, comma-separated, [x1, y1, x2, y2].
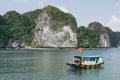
[66, 55, 104, 68]
[74, 55, 103, 65]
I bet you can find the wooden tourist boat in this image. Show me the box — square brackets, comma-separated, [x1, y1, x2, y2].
[66, 55, 104, 69]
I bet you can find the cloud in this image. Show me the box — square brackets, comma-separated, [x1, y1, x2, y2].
[58, 6, 69, 13]
[106, 15, 120, 31]
[115, 0, 120, 8]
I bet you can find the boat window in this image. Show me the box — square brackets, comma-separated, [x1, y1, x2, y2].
[83, 57, 90, 61]
[93, 58, 96, 61]
[96, 57, 99, 63]
[90, 58, 96, 61]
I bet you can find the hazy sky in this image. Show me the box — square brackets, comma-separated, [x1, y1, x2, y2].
[0, 0, 120, 31]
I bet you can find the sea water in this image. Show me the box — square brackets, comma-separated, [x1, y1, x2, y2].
[0, 48, 120, 80]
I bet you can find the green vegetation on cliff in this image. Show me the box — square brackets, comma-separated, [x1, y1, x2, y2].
[0, 6, 120, 48]
[3, 11, 34, 44]
[0, 15, 11, 44]
[23, 6, 77, 31]
[42, 6, 77, 31]
[0, 6, 77, 48]
[77, 26, 99, 48]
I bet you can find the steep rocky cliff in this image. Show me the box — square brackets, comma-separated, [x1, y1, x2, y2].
[87, 22, 111, 47]
[32, 6, 77, 47]
[104, 27, 119, 47]
[116, 32, 120, 47]
[1, 5, 120, 48]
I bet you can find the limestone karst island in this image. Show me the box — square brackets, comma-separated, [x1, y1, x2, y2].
[0, 6, 120, 49]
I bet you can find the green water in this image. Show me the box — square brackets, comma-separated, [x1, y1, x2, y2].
[0, 48, 120, 80]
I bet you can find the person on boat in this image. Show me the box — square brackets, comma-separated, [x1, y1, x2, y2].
[74, 58, 82, 66]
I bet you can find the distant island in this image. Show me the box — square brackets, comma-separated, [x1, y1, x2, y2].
[0, 5, 120, 49]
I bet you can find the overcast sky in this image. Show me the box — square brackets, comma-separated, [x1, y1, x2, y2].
[0, 0, 120, 31]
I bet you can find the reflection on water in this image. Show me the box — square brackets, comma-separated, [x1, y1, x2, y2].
[66, 67, 104, 75]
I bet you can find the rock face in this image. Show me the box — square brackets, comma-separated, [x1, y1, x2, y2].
[88, 22, 111, 47]
[33, 11, 77, 47]
[115, 32, 120, 47]
[104, 27, 120, 47]
[117, 41, 120, 47]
